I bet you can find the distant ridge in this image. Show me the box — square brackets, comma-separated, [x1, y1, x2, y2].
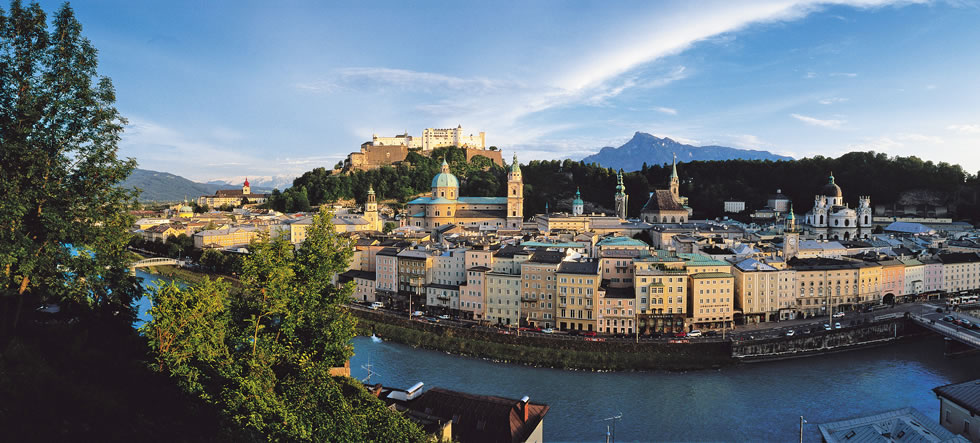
[119, 169, 270, 202]
[581, 132, 792, 171]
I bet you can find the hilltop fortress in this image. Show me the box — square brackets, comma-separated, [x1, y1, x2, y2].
[343, 125, 503, 171]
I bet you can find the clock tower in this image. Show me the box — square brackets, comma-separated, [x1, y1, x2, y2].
[506, 154, 524, 229]
[783, 204, 799, 260]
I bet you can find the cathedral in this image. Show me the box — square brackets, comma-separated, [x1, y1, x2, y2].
[404, 156, 523, 231]
[802, 172, 872, 240]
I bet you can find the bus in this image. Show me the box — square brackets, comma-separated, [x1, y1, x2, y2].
[948, 295, 979, 307]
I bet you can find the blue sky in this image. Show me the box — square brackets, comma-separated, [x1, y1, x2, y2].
[40, 0, 980, 181]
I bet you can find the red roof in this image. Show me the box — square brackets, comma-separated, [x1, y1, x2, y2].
[244, 177, 249, 187]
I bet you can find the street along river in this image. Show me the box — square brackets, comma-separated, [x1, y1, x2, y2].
[351, 334, 980, 442]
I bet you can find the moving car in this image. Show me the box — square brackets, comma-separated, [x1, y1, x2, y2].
[673, 331, 687, 338]
[834, 322, 842, 329]
[824, 323, 832, 331]
[833, 312, 845, 318]
[411, 310, 424, 317]
[541, 328, 555, 334]
[688, 330, 702, 337]
[785, 330, 795, 337]
[583, 331, 597, 337]
[942, 315, 955, 322]
[369, 302, 384, 310]
[437, 314, 450, 320]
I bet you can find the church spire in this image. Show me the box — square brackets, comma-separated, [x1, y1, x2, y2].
[510, 154, 521, 174]
[670, 153, 678, 179]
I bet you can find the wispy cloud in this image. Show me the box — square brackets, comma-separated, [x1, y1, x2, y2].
[818, 97, 849, 105]
[790, 113, 845, 129]
[296, 67, 506, 94]
[830, 72, 858, 77]
[947, 124, 980, 134]
[654, 106, 678, 115]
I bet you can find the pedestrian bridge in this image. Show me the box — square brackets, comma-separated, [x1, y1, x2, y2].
[129, 257, 182, 273]
[910, 314, 980, 350]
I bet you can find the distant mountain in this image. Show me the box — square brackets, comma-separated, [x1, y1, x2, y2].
[119, 169, 271, 202]
[581, 132, 792, 171]
[207, 174, 295, 191]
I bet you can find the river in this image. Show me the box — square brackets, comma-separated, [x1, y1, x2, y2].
[132, 269, 185, 328]
[350, 335, 980, 442]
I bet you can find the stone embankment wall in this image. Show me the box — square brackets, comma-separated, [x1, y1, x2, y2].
[732, 317, 911, 362]
[353, 309, 733, 371]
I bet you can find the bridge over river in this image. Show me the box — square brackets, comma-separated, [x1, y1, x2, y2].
[129, 257, 183, 274]
[911, 309, 980, 354]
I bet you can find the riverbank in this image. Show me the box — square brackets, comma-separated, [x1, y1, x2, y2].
[354, 311, 733, 371]
[353, 310, 938, 371]
[141, 265, 242, 294]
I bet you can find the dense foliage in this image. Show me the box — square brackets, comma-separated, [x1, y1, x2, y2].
[276, 147, 980, 222]
[0, 1, 140, 332]
[142, 209, 426, 441]
[267, 146, 504, 212]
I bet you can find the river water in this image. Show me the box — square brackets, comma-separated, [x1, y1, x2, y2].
[132, 269, 185, 328]
[350, 335, 980, 442]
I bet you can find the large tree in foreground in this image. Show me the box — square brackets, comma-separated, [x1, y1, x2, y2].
[143, 208, 425, 441]
[0, 1, 139, 332]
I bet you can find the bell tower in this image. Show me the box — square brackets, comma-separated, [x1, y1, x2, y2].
[365, 184, 379, 230]
[614, 169, 628, 219]
[783, 204, 800, 260]
[669, 154, 680, 202]
[243, 177, 251, 195]
[507, 154, 524, 229]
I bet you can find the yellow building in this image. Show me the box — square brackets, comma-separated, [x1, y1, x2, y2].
[405, 158, 522, 231]
[790, 258, 881, 318]
[732, 258, 798, 323]
[634, 268, 689, 334]
[198, 178, 269, 208]
[556, 259, 601, 332]
[688, 272, 735, 331]
[192, 227, 261, 249]
[520, 250, 563, 328]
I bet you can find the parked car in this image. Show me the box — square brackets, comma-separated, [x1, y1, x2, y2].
[673, 331, 687, 338]
[705, 331, 719, 337]
[786, 330, 796, 337]
[369, 302, 384, 310]
[438, 314, 450, 320]
[824, 323, 832, 331]
[541, 328, 555, 334]
[833, 312, 845, 318]
[567, 330, 580, 336]
[687, 330, 702, 337]
[426, 316, 440, 323]
[834, 322, 842, 329]
[961, 320, 974, 329]
[583, 331, 597, 337]
[411, 310, 424, 317]
[942, 315, 955, 322]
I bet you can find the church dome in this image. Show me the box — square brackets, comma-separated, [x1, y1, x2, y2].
[179, 205, 193, 213]
[821, 172, 843, 198]
[573, 188, 584, 206]
[431, 160, 459, 188]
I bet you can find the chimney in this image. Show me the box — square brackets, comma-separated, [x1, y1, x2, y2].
[520, 395, 530, 423]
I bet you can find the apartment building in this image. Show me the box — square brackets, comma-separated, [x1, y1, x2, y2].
[688, 272, 735, 331]
[520, 250, 564, 329]
[486, 272, 521, 327]
[555, 259, 600, 332]
[597, 287, 636, 334]
[732, 258, 797, 324]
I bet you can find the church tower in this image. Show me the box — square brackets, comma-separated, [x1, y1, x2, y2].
[669, 154, 680, 202]
[243, 177, 251, 195]
[572, 187, 584, 216]
[507, 154, 524, 229]
[614, 169, 628, 219]
[783, 204, 800, 260]
[365, 184, 379, 230]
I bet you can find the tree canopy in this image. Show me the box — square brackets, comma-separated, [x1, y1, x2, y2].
[142, 208, 426, 441]
[0, 1, 140, 332]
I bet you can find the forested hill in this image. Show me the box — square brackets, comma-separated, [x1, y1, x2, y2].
[581, 132, 792, 171]
[269, 149, 980, 222]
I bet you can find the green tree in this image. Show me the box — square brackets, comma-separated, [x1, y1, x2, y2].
[0, 1, 140, 331]
[143, 209, 425, 441]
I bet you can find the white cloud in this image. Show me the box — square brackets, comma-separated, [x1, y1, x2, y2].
[947, 124, 980, 134]
[654, 106, 679, 115]
[790, 113, 845, 129]
[297, 67, 506, 94]
[830, 72, 858, 77]
[818, 97, 849, 105]
[804, 71, 817, 79]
